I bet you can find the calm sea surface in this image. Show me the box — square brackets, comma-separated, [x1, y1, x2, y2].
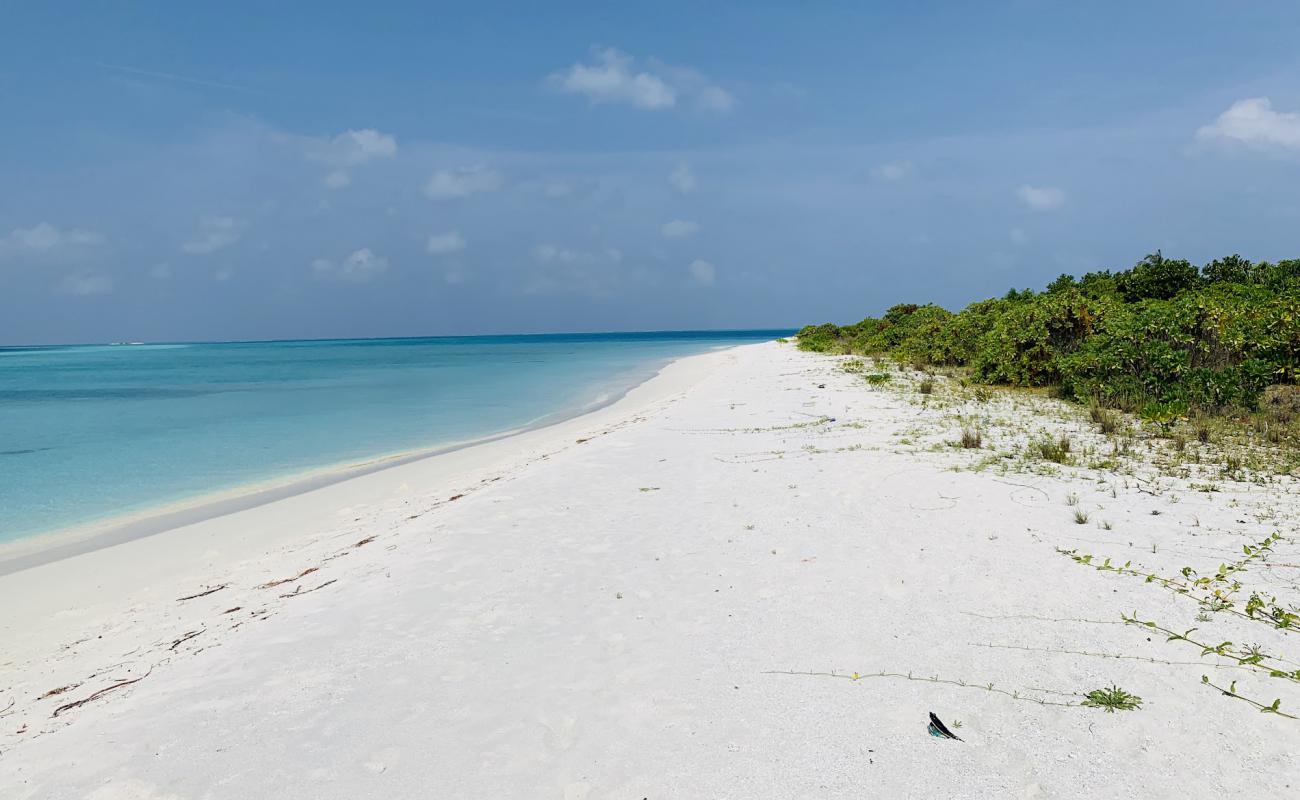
[0, 330, 788, 542]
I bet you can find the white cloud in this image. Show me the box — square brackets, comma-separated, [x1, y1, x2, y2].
[548, 48, 676, 109]
[57, 272, 113, 296]
[872, 160, 913, 181]
[0, 222, 104, 259]
[1010, 227, 1029, 246]
[661, 219, 700, 238]
[312, 248, 388, 282]
[1197, 97, 1300, 151]
[323, 170, 351, 189]
[688, 258, 716, 286]
[695, 85, 736, 114]
[181, 216, 245, 255]
[424, 166, 504, 200]
[427, 231, 466, 255]
[532, 244, 622, 266]
[1016, 185, 1065, 211]
[669, 163, 696, 194]
[547, 48, 734, 114]
[304, 128, 398, 166]
[299, 128, 397, 189]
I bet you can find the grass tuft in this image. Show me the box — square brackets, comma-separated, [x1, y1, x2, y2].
[1081, 685, 1142, 712]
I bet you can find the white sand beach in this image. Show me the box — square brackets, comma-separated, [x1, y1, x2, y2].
[2, 341, 1297, 798]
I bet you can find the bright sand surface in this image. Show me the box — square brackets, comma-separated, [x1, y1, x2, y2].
[1, 341, 1297, 798]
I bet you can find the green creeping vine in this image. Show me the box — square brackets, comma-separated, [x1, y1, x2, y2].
[1059, 532, 1299, 721]
[1057, 533, 1295, 631]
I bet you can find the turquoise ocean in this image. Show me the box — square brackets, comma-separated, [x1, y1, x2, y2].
[0, 330, 788, 544]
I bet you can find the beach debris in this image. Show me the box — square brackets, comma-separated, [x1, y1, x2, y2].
[38, 683, 82, 700]
[352, 535, 377, 548]
[51, 667, 153, 718]
[176, 583, 229, 602]
[927, 712, 962, 741]
[256, 566, 319, 589]
[279, 578, 338, 599]
[169, 629, 204, 651]
[448, 493, 465, 502]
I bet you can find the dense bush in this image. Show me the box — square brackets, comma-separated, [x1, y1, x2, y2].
[798, 252, 1300, 412]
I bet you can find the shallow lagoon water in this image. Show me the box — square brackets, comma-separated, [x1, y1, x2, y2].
[0, 330, 788, 542]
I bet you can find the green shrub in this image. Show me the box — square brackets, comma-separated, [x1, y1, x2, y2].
[796, 251, 1299, 419]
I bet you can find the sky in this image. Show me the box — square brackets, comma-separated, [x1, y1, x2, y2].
[2, 1, 1299, 345]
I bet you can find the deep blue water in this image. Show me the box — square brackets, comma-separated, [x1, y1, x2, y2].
[0, 330, 788, 542]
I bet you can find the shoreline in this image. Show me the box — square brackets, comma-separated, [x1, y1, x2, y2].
[0, 349, 708, 575]
[1, 340, 1296, 797]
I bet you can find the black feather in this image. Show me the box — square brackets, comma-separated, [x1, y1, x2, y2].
[928, 712, 962, 741]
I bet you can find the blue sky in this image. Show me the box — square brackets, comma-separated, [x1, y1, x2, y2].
[2, 1, 1299, 344]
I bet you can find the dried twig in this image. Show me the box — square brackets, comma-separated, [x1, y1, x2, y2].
[52, 668, 153, 718]
[256, 567, 318, 589]
[280, 579, 337, 598]
[176, 583, 229, 602]
[38, 683, 82, 700]
[169, 629, 204, 651]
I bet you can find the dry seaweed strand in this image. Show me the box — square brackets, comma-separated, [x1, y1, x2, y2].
[52, 667, 153, 718]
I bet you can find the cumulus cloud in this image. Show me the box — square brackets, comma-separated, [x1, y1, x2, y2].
[427, 231, 466, 255]
[312, 248, 389, 282]
[57, 272, 113, 296]
[669, 163, 696, 194]
[547, 48, 734, 114]
[1016, 185, 1065, 211]
[301, 128, 397, 189]
[688, 258, 716, 286]
[1197, 97, 1300, 151]
[661, 219, 700, 238]
[0, 222, 104, 259]
[424, 166, 504, 200]
[872, 160, 913, 181]
[181, 216, 245, 255]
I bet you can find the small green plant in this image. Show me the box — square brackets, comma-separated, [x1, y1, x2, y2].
[960, 426, 982, 449]
[1081, 685, 1142, 712]
[1141, 401, 1188, 436]
[1073, 507, 1090, 525]
[1194, 417, 1212, 443]
[865, 372, 891, 386]
[1089, 402, 1121, 435]
[1065, 492, 1079, 506]
[918, 377, 935, 395]
[1033, 434, 1072, 463]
